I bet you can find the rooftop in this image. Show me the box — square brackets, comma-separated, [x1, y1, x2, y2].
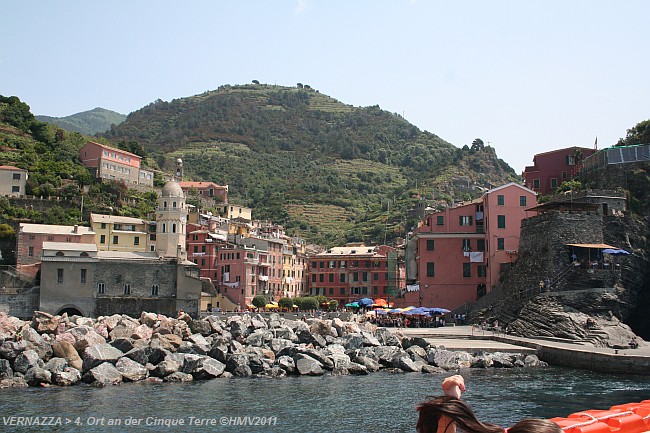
[90, 213, 146, 225]
[20, 223, 95, 235]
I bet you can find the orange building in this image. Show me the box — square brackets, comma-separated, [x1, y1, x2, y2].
[80, 141, 153, 186]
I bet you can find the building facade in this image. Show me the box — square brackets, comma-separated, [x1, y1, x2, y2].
[80, 141, 153, 187]
[90, 214, 148, 253]
[522, 147, 596, 195]
[179, 181, 228, 205]
[0, 165, 28, 197]
[405, 183, 537, 310]
[16, 223, 95, 278]
[308, 244, 401, 304]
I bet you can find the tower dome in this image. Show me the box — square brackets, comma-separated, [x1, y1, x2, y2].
[161, 180, 184, 198]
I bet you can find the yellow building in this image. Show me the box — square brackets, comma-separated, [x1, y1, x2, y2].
[90, 213, 148, 252]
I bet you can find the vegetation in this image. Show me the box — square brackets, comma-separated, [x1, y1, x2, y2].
[36, 107, 127, 135]
[251, 294, 268, 308]
[106, 84, 519, 246]
[616, 119, 650, 147]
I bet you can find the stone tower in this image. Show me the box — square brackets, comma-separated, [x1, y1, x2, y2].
[175, 158, 184, 181]
[156, 180, 187, 260]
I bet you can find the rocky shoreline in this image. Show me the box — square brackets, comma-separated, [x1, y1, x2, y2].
[0, 311, 548, 388]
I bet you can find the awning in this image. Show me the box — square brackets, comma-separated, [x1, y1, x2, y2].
[566, 243, 618, 249]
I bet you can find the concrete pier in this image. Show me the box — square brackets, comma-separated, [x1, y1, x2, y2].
[392, 326, 650, 375]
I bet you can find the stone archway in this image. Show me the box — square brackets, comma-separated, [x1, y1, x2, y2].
[56, 305, 84, 317]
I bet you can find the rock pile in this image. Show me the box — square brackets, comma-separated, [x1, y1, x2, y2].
[0, 311, 546, 388]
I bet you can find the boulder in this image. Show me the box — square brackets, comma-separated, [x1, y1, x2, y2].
[123, 347, 149, 366]
[151, 359, 180, 378]
[116, 357, 148, 381]
[164, 372, 193, 382]
[246, 330, 273, 347]
[84, 362, 123, 386]
[406, 345, 428, 360]
[110, 338, 135, 353]
[421, 364, 445, 374]
[428, 349, 475, 370]
[269, 338, 293, 354]
[109, 323, 137, 341]
[0, 377, 28, 388]
[360, 331, 381, 347]
[52, 367, 81, 386]
[392, 355, 421, 372]
[375, 328, 402, 347]
[524, 354, 548, 367]
[310, 320, 337, 338]
[255, 366, 286, 378]
[32, 311, 60, 334]
[294, 353, 325, 376]
[401, 337, 430, 351]
[159, 334, 183, 349]
[297, 329, 326, 348]
[225, 353, 251, 377]
[491, 352, 516, 368]
[471, 352, 494, 368]
[24, 367, 52, 387]
[82, 344, 124, 371]
[229, 321, 250, 339]
[347, 362, 369, 375]
[189, 357, 226, 380]
[351, 355, 381, 372]
[93, 323, 109, 340]
[341, 334, 364, 351]
[189, 319, 213, 336]
[274, 355, 295, 374]
[0, 359, 13, 379]
[131, 324, 153, 341]
[43, 357, 68, 374]
[72, 328, 106, 353]
[140, 312, 159, 328]
[0, 340, 27, 363]
[14, 349, 44, 374]
[52, 341, 82, 371]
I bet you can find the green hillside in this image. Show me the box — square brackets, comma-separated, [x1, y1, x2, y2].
[106, 83, 519, 246]
[36, 107, 126, 135]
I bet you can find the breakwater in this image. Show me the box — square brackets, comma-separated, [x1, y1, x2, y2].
[0, 310, 546, 388]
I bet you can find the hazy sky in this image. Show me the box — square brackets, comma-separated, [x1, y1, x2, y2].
[2, 1, 649, 173]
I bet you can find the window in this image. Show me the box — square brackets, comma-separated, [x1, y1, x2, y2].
[172, 224, 176, 233]
[97, 283, 105, 294]
[57, 269, 64, 284]
[340, 287, 345, 295]
[477, 239, 485, 251]
[329, 288, 334, 295]
[99, 235, 105, 244]
[362, 272, 368, 281]
[533, 179, 540, 189]
[319, 274, 324, 283]
[339, 274, 346, 283]
[329, 274, 334, 283]
[13, 173, 21, 180]
[11, 186, 19, 193]
[134, 236, 140, 246]
[374, 272, 379, 281]
[28, 246, 34, 257]
[124, 284, 131, 295]
[497, 195, 504, 206]
[463, 263, 471, 278]
[551, 178, 558, 189]
[426, 262, 435, 277]
[459, 216, 473, 226]
[497, 238, 505, 250]
[436, 216, 444, 225]
[520, 196, 527, 207]
[311, 274, 316, 283]
[152, 284, 159, 296]
[194, 246, 199, 253]
[562, 171, 567, 179]
[80, 269, 86, 284]
[353, 272, 359, 282]
[462, 239, 471, 251]
[477, 265, 487, 277]
[426, 240, 435, 251]
[497, 215, 506, 229]
[113, 235, 119, 244]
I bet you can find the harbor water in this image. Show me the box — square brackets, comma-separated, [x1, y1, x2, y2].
[2, 367, 650, 432]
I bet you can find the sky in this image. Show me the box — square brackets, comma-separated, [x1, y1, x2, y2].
[2, 0, 649, 173]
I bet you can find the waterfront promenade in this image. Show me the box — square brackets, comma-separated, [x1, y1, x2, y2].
[392, 325, 650, 375]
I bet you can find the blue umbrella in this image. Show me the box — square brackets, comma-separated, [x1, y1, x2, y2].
[602, 248, 630, 255]
[358, 298, 374, 306]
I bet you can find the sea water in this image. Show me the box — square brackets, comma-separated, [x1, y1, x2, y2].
[1, 367, 650, 432]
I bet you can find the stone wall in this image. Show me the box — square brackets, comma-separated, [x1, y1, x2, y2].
[0, 287, 39, 319]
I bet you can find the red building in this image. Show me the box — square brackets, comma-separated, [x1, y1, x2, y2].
[179, 181, 228, 204]
[522, 147, 596, 195]
[79, 141, 153, 186]
[308, 244, 403, 304]
[405, 183, 536, 310]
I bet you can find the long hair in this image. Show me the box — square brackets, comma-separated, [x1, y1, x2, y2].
[416, 396, 505, 433]
[508, 419, 562, 433]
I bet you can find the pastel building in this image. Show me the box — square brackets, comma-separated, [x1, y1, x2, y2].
[309, 244, 402, 304]
[179, 181, 228, 205]
[522, 147, 596, 195]
[80, 141, 153, 186]
[90, 214, 148, 253]
[16, 223, 96, 278]
[405, 183, 536, 310]
[0, 165, 28, 197]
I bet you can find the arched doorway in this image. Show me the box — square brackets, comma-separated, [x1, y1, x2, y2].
[56, 305, 84, 317]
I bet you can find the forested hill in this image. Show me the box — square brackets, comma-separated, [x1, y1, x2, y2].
[105, 83, 518, 246]
[36, 107, 126, 135]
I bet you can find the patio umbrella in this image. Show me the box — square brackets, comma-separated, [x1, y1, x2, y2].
[264, 303, 279, 308]
[602, 248, 630, 255]
[373, 298, 388, 307]
[429, 308, 451, 314]
[345, 302, 360, 308]
[358, 298, 374, 307]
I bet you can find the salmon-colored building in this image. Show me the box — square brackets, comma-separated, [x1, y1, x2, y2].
[308, 244, 403, 305]
[80, 141, 153, 186]
[179, 181, 228, 204]
[522, 147, 596, 195]
[16, 223, 96, 278]
[405, 183, 536, 310]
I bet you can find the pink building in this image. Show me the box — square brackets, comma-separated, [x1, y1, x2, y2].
[80, 141, 153, 186]
[179, 181, 228, 204]
[405, 183, 536, 310]
[16, 223, 96, 278]
[522, 147, 596, 195]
